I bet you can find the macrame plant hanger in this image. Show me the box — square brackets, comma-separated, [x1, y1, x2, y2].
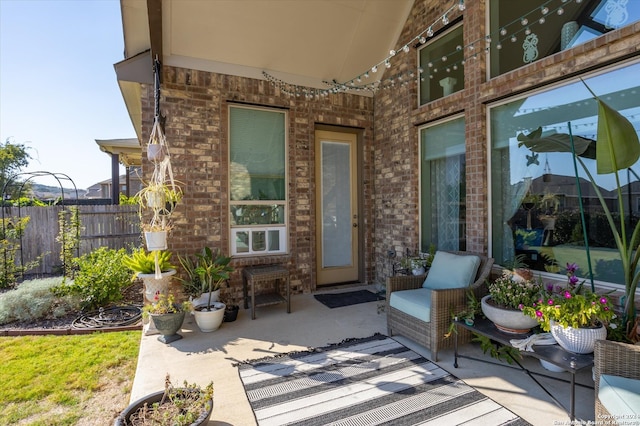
[147, 56, 178, 278]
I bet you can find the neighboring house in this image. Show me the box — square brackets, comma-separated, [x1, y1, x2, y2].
[84, 170, 143, 199]
[115, 0, 640, 300]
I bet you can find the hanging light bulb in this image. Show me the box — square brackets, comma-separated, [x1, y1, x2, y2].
[389, 49, 396, 56]
[428, 62, 433, 67]
[458, 0, 465, 11]
[511, 35, 517, 42]
[385, 59, 391, 68]
[500, 28, 507, 36]
[557, 7, 564, 15]
[371, 65, 378, 73]
[364, 72, 369, 78]
[539, 17, 546, 24]
[525, 27, 531, 35]
[442, 55, 447, 62]
[521, 18, 528, 26]
[427, 27, 434, 37]
[442, 14, 449, 25]
[418, 67, 424, 74]
[419, 36, 426, 44]
[402, 45, 410, 53]
[496, 42, 503, 49]
[541, 6, 549, 14]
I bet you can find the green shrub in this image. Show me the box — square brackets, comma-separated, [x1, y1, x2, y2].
[0, 277, 80, 325]
[53, 247, 131, 310]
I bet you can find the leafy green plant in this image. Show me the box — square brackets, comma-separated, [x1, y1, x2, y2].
[142, 293, 191, 318]
[122, 248, 175, 279]
[178, 247, 234, 311]
[473, 333, 522, 365]
[522, 263, 615, 331]
[125, 374, 213, 426]
[488, 270, 541, 310]
[56, 206, 82, 278]
[445, 290, 481, 338]
[53, 247, 132, 310]
[0, 216, 43, 288]
[0, 277, 79, 325]
[518, 83, 640, 334]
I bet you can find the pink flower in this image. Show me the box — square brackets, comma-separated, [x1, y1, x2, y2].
[548, 299, 554, 305]
[535, 310, 543, 318]
[600, 297, 608, 304]
[563, 291, 572, 299]
[518, 303, 524, 310]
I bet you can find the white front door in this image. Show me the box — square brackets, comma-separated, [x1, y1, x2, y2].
[315, 130, 359, 285]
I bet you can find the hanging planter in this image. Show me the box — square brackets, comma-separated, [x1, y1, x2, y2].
[146, 143, 165, 162]
[145, 230, 168, 251]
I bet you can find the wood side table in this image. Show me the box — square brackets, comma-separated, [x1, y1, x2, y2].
[242, 265, 291, 320]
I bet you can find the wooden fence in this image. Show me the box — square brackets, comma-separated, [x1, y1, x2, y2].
[2, 205, 140, 278]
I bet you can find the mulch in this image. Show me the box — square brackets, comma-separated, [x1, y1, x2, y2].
[1, 281, 144, 336]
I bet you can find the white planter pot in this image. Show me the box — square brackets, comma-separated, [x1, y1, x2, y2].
[550, 320, 607, 354]
[412, 266, 425, 275]
[191, 290, 221, 309]
[194, 302, 226, 332]
[139, 269, 176, 303]
[147, 144, 165, 161]
[481, 295, 539, 334]
[144, 231, 168, 251]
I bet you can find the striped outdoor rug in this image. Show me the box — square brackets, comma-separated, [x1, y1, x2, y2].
[237, 334, 531, 426]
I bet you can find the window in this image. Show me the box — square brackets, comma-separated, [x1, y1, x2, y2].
[419, 23, 464, 105]
[489, 0, 640, 78]
[489, 61, 640, 286]
[420, 116, 466, 251]
[229, 105, 287, 256]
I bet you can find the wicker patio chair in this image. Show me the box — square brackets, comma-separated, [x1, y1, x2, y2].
[594, 339, 640, 424]
[386, 251, 494, 361]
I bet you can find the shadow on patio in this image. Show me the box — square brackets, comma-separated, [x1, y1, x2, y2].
[130, 285, 594, 425]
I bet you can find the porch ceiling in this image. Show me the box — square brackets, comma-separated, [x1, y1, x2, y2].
[119, 0, 415, 91]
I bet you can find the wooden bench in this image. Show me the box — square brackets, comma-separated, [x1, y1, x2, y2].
[242, 265, 291, 320]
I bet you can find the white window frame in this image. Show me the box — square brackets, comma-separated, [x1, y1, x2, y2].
[228, 105, 288, 257]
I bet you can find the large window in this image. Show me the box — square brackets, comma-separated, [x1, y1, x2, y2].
[489, 0, 640, 78]
[419, 23, 464, 105]
[420, 116, 466, 251]
[489, 61, 640, 286]
[229, 105, 287, 256]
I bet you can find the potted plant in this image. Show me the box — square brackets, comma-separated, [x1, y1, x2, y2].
[142, 293, 192, 343]
[518, 84, 640, 338]
[123, 248, 176, 303]
[523, 262, 615, 354]
[114, 374, 213, 425]
[481, 269, 542, 334]
[186, 247, 234, 332]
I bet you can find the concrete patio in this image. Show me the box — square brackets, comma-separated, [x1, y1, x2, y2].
[129, 285, 596, 425]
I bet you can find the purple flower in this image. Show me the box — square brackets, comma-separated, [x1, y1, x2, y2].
[569, 275, 579, 285]
[545, 283, 554, 292]
[518, 303, 524, 310]
[600, 297, 607, 304]
[566, 262, 579, 274]
[548, 299, 554, 305]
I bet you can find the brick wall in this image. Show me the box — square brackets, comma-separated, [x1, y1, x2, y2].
[140, 69, 375, 303]
[373, 0, 640, 283]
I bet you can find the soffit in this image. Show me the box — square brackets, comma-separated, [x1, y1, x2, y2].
[121, 0, 415, 90]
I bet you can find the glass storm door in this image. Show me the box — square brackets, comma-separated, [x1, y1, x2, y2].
[315, 130, 359, 285]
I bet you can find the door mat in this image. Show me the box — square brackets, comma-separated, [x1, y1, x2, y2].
[313, 289, 383, 309]
[237, 334, 532, 426]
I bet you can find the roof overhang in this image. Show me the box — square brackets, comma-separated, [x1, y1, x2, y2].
[117, 0, 415, 134]
[95, 138, 142, 167]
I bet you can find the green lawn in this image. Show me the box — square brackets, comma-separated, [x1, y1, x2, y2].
[0, 331, 141, 425]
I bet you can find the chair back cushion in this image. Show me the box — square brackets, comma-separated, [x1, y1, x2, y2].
[423, 251, 481, 290]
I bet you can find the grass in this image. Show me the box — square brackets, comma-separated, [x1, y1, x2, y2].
[0, 331, 141, 425]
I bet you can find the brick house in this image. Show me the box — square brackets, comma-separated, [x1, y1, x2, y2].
[116, 0, 640, 303]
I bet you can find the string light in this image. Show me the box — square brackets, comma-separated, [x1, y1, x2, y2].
[264, 0, 613, 97]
